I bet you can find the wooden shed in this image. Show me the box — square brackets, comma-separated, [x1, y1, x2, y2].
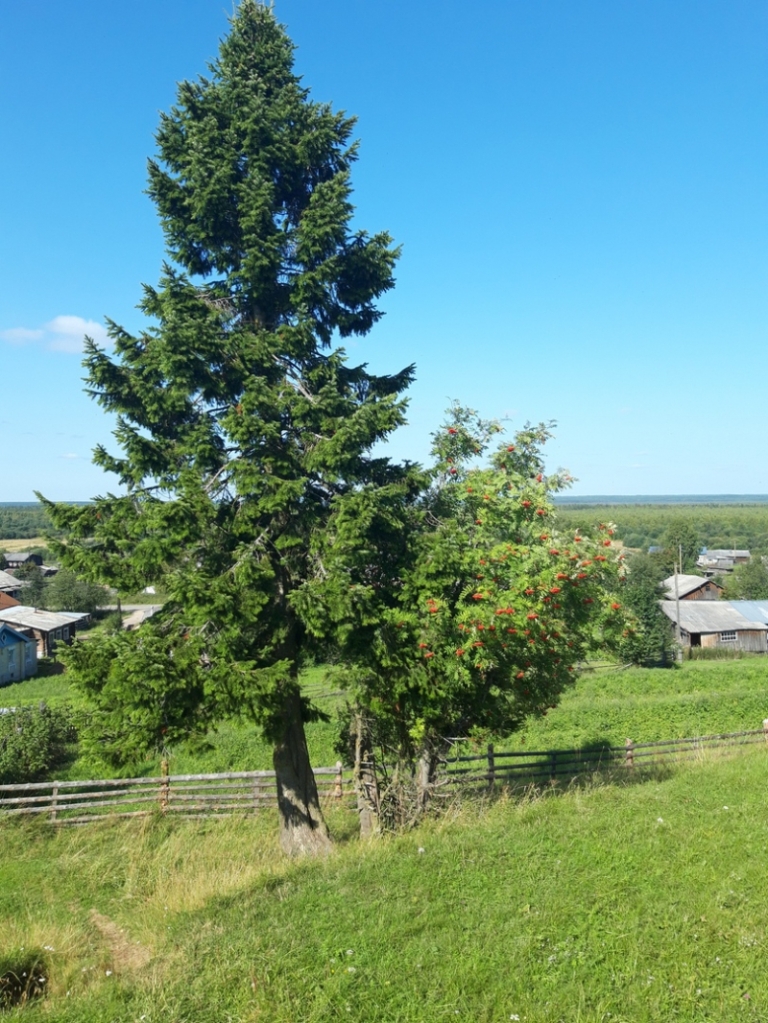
[662, 574, 723, 601]
[660, 601, 768, 653]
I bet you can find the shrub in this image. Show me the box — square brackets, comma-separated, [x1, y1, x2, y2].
[0, 703, 77, 784]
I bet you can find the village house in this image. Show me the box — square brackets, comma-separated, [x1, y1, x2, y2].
[696, 549, 751, 577]
[662, 574, 723, 601]
[0, 569, 24, 600]
[4, 552, 43, 571]
[660, 600, 768, 653]
[0, 621, 37, 684]
[0, 606, 90, 657]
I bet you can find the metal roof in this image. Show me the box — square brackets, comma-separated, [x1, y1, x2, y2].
[0, 570, 23, 592]
[661, 574, 721, 599]
[728, 601, 768, 626]
[660, 601, 768, 633]
[0, 606, 90, 633]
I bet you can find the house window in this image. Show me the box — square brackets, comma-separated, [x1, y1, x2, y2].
[63, 627, 69, 640]
[55, 629, 62, 640]
[720, 631, 737, 642]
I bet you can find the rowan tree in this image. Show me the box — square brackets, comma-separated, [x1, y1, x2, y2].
[41, 1, 411, 856]
[297, 406, 634, 827]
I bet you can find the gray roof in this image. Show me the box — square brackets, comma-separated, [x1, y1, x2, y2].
[0, 570, 23, 593]
[660, 600, 768, 633]
[0, 606, 90, 633]
[700, 549, 750, 559]
[661, 574, 721, 599]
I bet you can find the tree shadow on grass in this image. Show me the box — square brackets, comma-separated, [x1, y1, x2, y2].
[476, 735, 677, 802]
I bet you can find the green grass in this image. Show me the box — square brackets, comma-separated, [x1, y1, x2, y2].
[495, 659, 768, 755]
[5, 659, 768, 781]
[3, 748, 768, 1021]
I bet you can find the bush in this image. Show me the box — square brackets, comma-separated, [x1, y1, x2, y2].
[0, 703, 77, 784]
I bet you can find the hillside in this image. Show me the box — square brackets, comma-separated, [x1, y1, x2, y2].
[3, 748, 768, 1021]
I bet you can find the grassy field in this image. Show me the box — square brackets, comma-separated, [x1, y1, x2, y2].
[4, 659, 768, 781]
[3, 747, 768, 1021]
[0, 536, 47, 553]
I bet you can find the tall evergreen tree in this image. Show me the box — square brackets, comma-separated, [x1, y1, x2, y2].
[41, 1, 412, 855]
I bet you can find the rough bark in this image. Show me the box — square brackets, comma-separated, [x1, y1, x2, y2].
[272, 688, 332, 857]
[352, 711, 380, 838]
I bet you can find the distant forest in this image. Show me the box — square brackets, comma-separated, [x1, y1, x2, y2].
[556, 505, 768, 554]
[0, 504, 57, 540]
[3, 502, 768, 554]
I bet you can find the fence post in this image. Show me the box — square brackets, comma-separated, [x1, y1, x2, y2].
[334, 761, 344, 799]
[160, 759, 170, 814]
[253, 774, 262, 815]
[625, 738, 634, 768]
[763, 720, 768, 743]
[487, 744, 495, 790]
[50, 781, 59, 823]
[550, 751, 558, 780]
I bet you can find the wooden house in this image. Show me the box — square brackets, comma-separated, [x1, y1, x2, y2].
[0, 622, 37, 684]
[662, 574, 723, 601]
[660, 601, 768, 653]
[0, 606, 90, 657]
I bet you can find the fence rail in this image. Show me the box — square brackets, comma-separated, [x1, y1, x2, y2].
[2, 721, 767, 825]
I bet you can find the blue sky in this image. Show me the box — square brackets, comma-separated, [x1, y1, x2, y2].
[1, 0, 766, 501]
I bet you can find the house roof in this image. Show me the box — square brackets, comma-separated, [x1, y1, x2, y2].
[0, 606, 90, 633]
[700, 549, 750, 559]
[660, 600, 768, 633]
[0, 570, 23, 593]
[4, 552, 38, 564]
[728, 601, 768, 626]
[661, 574, 721, 599]
[0, 622, 35, 647]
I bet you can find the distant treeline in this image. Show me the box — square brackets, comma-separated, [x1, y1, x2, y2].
[0, 504, 57, 540]
[556, 505, 768, 554]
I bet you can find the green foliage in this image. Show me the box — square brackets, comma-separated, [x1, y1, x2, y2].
[662, 519, 701, 572]
[722, 557, 768, 600]
[619, 553, 675, 665]
[60, 629, 216, 768]
[299, 407, 634, 769]
[16, 562, 46, 606]
[44, 568, 108, 614]
[40, 2, 411, 787]
[0, 703, 77, 784]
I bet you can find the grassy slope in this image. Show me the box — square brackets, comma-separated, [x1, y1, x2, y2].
[2, 748, 768, 1021]
[4, 659, 768, 780]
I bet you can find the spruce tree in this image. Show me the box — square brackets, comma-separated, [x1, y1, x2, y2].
[42, 1, 411, 855]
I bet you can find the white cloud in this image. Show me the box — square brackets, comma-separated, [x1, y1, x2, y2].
[59, 453, 80, 460]
[0, 314, 110, 353]
[45, 315, 110, 352]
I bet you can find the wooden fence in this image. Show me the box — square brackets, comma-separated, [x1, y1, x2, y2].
[443, 722, 768, 788]
[0, 764, 350, 825]
[2, 722, 767, 824]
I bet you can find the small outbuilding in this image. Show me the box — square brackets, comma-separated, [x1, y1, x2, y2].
[0, 622, 37, 684]
[662, 574, 723, 601]
[660, 600, 768, 653]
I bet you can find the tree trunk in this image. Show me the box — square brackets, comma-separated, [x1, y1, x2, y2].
[415, 747, 440, 814]
[352, 711, 380, 838]
[272, 688, 332, 857]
